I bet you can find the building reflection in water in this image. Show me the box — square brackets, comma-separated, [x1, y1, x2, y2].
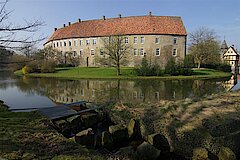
[222, 74, 238, 91]
[46, 78, 233, 105]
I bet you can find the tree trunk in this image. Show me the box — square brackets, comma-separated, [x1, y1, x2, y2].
[197, 62, 201, 69]
[117, 63, 120, 76]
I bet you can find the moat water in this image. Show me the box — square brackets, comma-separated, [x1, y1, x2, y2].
[0, 71, 238, 110]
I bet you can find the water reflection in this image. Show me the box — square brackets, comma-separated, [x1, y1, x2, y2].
[0, 71, 235, 109]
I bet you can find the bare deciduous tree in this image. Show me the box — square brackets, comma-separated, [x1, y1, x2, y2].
[0, 0, 45, 50]
[101, 35, 131, 76]
[189, 27, 220, 69]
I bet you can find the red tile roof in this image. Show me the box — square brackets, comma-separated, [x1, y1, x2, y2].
[45, 15, 187, 44]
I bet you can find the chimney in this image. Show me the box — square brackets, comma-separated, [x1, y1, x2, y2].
[78, 18, 81, 22]
[149, 11, 152, 16]
[54, 28, 57, 31]
[118, 14, 121, 18]
[103, 16, 106, 20]
[68, 22, 71, 26]
[63, 24, 66, 27]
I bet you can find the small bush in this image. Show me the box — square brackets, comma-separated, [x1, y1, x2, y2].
[165, 58, 193, 76]
[56, 63, 74, 68]
[26, 61, 41, 73]
[135, 56, 163, 76]
[41, 60, 56, 73]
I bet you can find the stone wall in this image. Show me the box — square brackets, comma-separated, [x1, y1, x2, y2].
[44, 34, 186, 67]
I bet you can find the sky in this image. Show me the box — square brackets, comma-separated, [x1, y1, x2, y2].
[5, 0, 240, 50]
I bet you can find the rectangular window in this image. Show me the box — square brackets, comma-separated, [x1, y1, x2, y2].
[100, 49, 104, 56]
[125, 37, 129, 44]
[134, 37, 138, 44]
[56, 42, 59, 47]
[60, 42, 62, 47]
[64, 41, 66, 47]
[173, 37, 177, 44]
[74, 40, 78, 46]
[80, 39, 83, 46]
[69, 41, 72, 46]
[90, 49, 94, 56]
[79, 49, 83, 56]
[140, 48, 144, 56]
[155, 37, 160, 44]
[93, 38, 97, 45]
[86, 39, 90, 45]
[73, 51, 77, 57]
[173, 49, 177, 56]
[140, 37, 144, 44]
[133, 49, 138, 56]
[155, 48, 160, 56]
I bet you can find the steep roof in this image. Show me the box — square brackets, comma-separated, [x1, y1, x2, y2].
[45, 15, 187, 44]
[221, 40, 228, 49]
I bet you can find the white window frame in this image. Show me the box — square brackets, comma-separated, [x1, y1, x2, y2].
[100, 49, 104, 56]
[79, 49, 83, 56]
[80, 39, 83, 46]
[140, 48, 144, 56]
[60, 41, 62, 47]
[86, 39, 90, 45]
[155, 48, 160, 56]
[133, 48, 138, 56]
[90, 49, 95, 56]
[173, 49, 177, 56]
[155, 37, 160, 44]
[93, 38, 97, 45]
[125, 37, 129, 44]
[69, 40, 72, 46]
[134, 37, 138, 44]
[64, 41, 67, 47]
[73, 51, 77, 57]
[74, 40, 78, 46]
[140, 36, 144, 44]
[173, 37, 177, 44]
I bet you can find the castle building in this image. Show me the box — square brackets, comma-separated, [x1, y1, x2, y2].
[44, 13, 187, 67]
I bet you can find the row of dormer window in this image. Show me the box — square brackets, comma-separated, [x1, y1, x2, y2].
[52, 36, 178, 48]
[67, 48, 177, 57]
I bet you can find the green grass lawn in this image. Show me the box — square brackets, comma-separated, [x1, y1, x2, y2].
[15, 67, 231, 80]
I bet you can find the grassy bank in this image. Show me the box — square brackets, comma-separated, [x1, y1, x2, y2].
[0, 101, 103, 160]
[15, 67, 231, 80]
[107, 90, 240, 159]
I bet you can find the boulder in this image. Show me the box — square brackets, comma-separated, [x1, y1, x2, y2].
[135, 142, 160, 160]
[101, 131, 113, 149]
[127, 119, 144, 140]
[116, 146, 135, 156]
[109, 124, 129, 144]
[192, 148, 209, 160]
[145, 133, 170, 152]
[81, 113, 99, 128]
[66, 115, 82, 134]
[75, 128, 94, 147]
[218, 147, 236, 160]
[53, 119, 71, 136]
